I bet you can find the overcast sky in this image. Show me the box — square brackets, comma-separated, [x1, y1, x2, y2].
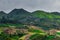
[0, 0, 60, 13]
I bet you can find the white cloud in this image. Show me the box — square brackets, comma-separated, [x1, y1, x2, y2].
[0, 0, 60, 13]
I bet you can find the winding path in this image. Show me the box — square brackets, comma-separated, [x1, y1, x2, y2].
[24, 34, 32, 40]
[19, 32, 35, 40]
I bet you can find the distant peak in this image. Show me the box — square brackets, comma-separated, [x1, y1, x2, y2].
[35, 10, 45, 12]
[32, 10, 46, 13]
[0, 11, 4, 13]
[0, 11, 6, 14]
[11, 8, 26, 12]
[9, 8, 30, 14]
[51, 12, 59, 13]
[13, 8, 25, 11]
[19, 8, 25, 10]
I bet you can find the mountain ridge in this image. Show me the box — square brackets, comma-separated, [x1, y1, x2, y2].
[0, 8, 60, 30]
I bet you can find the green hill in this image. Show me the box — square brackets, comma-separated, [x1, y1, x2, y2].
[0, 9, 60, 30]
[31, 10, 60, 18]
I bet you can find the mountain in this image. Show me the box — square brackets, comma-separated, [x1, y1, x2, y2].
[30, 10, 60, 30]
[0, 11, 6, 19]
[0, 11, 7, 23]
[4, 8, 31, 23]
[31, 10, 60, 18]
[51, 12, 60, 15]
[0, 9, 60, 40]
[7, 8, 30, 19]
[0, 9, 60, 30]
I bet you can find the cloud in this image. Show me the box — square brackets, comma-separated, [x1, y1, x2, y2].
[0, 0, 60, 13]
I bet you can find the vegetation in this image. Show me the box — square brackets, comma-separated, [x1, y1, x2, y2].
[0, 8, 60, 40]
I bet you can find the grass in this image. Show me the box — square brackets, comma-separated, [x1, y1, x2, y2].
[28, 28, 44, 33]
[56, 32, 60, 35]
[29, 34, 40, 39]
[29, 33, 46, 40]
[32, 11, 60, 18]
[45, 35, 55, 40]
[0, 23, 59, 40]
[0, 23, 24, 27]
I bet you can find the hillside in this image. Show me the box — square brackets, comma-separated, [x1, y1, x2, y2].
[0, 8, 60, 30]
[31, 10, 60, 18]
[0, 9, 60, 40]
[0, 11, 6, 19]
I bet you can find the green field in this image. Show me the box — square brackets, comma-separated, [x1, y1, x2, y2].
[0, 24, 60, 40]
